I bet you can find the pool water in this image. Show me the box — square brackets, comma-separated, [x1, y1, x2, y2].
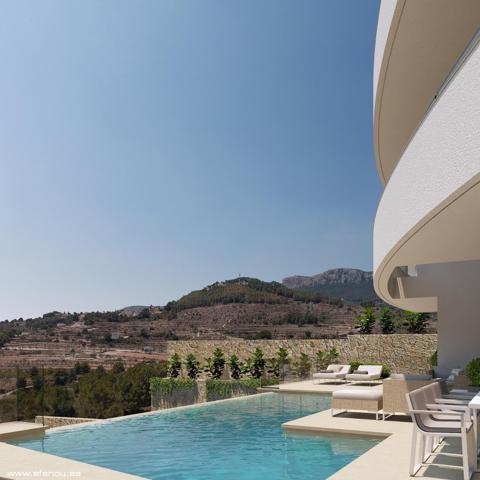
[11, 393, 379, 480]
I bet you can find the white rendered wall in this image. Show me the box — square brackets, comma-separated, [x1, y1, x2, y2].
[402, 262, 480, 370]
[373, 39, 480, 273]
[373, 0, 397, 106]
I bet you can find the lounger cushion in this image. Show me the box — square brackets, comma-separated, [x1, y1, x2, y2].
[332, 388, 382, 401]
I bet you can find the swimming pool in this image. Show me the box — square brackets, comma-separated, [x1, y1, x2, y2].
[11, 393, 379, 479]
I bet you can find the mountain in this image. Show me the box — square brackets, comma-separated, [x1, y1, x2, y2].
[282, 268, 379, 304]
[164, 277, 338, 313]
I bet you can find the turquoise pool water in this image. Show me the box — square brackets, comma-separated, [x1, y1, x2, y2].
[11, 393, 379, 479]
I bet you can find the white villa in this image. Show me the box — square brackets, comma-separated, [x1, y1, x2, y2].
[373, 0, 480, 373]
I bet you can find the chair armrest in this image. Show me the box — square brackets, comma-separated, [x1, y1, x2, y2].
[409, 408, 463, 418]
[435, 397, 470, 405]
[427, 403, 469, 413]
[445, 392, 476, 399]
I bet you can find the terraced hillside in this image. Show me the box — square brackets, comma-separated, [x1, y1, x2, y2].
[0, 278, 363, 376]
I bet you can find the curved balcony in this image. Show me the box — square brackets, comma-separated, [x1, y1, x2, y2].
[374, 0, 480, 185]
[373, 33, 480, 311]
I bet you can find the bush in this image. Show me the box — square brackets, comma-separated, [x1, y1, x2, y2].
[465, 358, 480, 386]
[228, 354, 242, 380]
[205, 378, 279, 401]
[205, 348, 226, 379]
[149, 377, 197, 396]
[185, 354, 200, 379]
[379, 307, 395, 334]
[315, 348, 339, 370]
[167, 353, 182, 378]
[355, 307, 376, 334]
[249, 348, 266, 379]
[403, 312, 429, 333]
[295, 353, 311, 379]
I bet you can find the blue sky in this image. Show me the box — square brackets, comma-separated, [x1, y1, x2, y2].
[0, 0, 381, 320]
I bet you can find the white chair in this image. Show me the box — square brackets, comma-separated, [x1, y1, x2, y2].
[345, 365, 382, 383]
[406, 383, 476, 480]
[312, 364, 350, 384]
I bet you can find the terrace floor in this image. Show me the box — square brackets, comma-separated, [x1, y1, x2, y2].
[280, 379, 480, 480]
[0, 421, 46, 441]
[1, 384, 478, 480]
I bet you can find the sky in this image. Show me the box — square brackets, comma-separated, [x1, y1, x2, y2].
[0, 0, 381, 320]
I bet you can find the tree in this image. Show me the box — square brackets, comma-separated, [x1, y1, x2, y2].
[228, 354, 242, 380]
[167, 353, 182, 378]
[295, 353, 311, 379]
[404, 312, 429, 333]
[74, 362, 90, 375]
[355, 306, 376, 334]
[249, 348, 266, 379]
[315, 348, 339, 370]
[185, 354, 200, 379]
[112, 360, 125, 374]
[379, 307, 395, 334]
[205, 348, 225, 379]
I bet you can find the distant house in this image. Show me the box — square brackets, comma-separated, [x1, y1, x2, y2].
[110, 332, 120, 341]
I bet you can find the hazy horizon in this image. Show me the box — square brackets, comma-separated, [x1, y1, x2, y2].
[0, 1, 381, 320]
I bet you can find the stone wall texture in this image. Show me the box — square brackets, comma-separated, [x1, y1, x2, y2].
[166, 334, 437, 374]
[35, 416, 96, 428]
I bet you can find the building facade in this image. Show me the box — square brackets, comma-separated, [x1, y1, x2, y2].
[373, 0, 480, 372]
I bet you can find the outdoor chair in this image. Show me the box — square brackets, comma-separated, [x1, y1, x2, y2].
[406, 383, 476, 480]
[382, 374, 434, 419]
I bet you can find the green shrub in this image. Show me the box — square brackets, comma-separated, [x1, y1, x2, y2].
[315, 348, 339, 370]
[249, 348, 266, 379]
[167, 353, 182, 378]
[185, 354, 200, 379]
[403, 312, 429, 333]
[295, 353, 311, 379]
[205, 348, 226, 379]
[379, 307, 395, 334]
[149, 377, 196, 395]
[205, 378, 279, 401]
[228, 354, 242, 380]
[465, 358, 480, 386]
[355, 306, 376, 334]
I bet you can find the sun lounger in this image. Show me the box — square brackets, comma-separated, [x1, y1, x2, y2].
[312, 364, 350, 384]
[345, 365, 382, 383]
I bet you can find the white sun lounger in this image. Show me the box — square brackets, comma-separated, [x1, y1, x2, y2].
[312, 364, 350, 384]
[345, 365, 382, 383]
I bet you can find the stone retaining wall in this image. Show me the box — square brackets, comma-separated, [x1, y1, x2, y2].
[35, 416, 96, 428]
[166, 334, 437, 374]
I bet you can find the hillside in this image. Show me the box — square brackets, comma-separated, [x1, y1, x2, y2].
[0, 278, 361, 376]
[164, 277, 339, 313]
[283, 268, 380, 304]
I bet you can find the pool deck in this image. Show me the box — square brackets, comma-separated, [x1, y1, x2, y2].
[1, 385, 478, 480]
[280, 379, 480, 480]
[0, 421, 46, 441]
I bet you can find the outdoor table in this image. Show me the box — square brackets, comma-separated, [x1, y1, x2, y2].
[468, 393, 480, 458]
